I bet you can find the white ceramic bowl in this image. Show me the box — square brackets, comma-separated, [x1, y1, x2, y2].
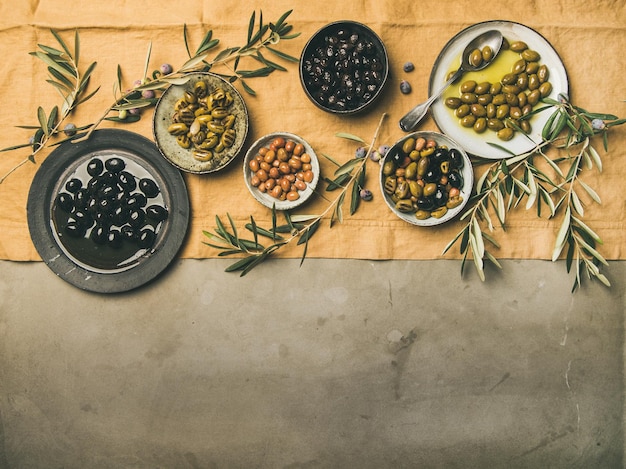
[243, 132, 320, 210]
[379, 131, 473, 226]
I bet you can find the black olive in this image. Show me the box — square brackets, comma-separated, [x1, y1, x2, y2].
[107, 229, 123, 248]
[138, 178, 159, 198]
[86, 158, 104, 177]
[98, 197, 114, 213]
[423, 168, 441, 183]
[448, 171, 463, 189]
[145, 204, 168, 222]
[128, 209, 146, 228]
[65, 178, 83, 193]
[121, 225, 137, 242]
[97, 183, 119, 200]
[433, 186, 449, 207]
[55, 192, 74, 212]
[73, 188, 90, 210]
[72, 210, 94, 228]
[449, 148, 464, 169]
[105, 157, 125, 173]
[431, 148, 449, 163]
[125, 193, 147, 209]
[416, 196, 435, 211]
[137, 228, 156, 249]
[90, 224, 109, 245]
[117, 171, 137, 192]
[111, 206, 130, 226]
[64, 221, 85, 238]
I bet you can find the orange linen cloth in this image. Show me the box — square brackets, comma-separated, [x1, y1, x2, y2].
[0, 0, 624, 262]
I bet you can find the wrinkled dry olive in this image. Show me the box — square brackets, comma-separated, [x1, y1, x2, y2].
[384, 176, 397, 194]
[395, 199, 415, 213]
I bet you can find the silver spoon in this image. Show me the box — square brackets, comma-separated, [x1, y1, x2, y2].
[399, 29, 504, 132]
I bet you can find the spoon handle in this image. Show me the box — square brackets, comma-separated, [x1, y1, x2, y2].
[398, 67, 464, 132]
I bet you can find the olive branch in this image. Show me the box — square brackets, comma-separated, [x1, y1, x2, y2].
[0, 10, 300, 181]
[202, 113, 387, 276]
[442, 94, 626, 291]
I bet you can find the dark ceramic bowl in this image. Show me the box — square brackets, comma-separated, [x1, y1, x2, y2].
[299, 20, 389, 115]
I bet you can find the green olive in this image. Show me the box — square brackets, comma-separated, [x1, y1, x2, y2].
[510, 106, 522, 120]
[446, 195, 464, 209]
[505, 93, 519, 107]
[502, 84, 521, 95]
[516, 73, 529, 91]
[502, 73, 518, 85]
[445, 97, 462, 109]
[460, 115, 476, 128]
[395, 199, 415, 213]
[473, 117, 487, 134]
[405, 162, 418, 180]
[402, 137, 416, 154]
[474, 82, 491, 95]
[528, 74, 540, 91]
[469, 48, 483, 67]
[414, 210, 431, 220]
[496, 104, 510, 120]
[417, 157, 429, 177]
[539, 81, 553, 98]
[517, 92, 528, 108]
[481, 45, 494, 62]
[460, 80, 477, 93]
[395, 180, 410, 199]
[460, 92, 477, 104]
[486, 103, 496, 118]
[470, 103, 486, 117]
[492, 93, 506, 106]
[521, 49, 540, 62]
[512, 59, 527, 75]
[383, 160, 395, 176]
[537, 65, 550, 83]
[167, 122, 189, 135]
[477, 94, 493, 106]
[527, 89, 541, 105]
[384, 176, 397, 194]
[522, 104, 533, 116]
[408, 180, 423, 198]
[455, 104, 471, 118]
[423, 183, 437, 197]
[489, 82, 502, 95]
[409, 150, 420, 161]
[431, 206, 448, 219]
[525, 61, 540, 74]
[487, 118, 505, 131]
[440, 160, 450, 174]
[497, 127, 514, 141]
[509, 41, 528, 52]
[519, 120, 531, 134]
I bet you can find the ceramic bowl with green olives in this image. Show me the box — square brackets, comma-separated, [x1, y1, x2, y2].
[243, 132, 320, 211]
[153, 72, 249, 174]
[299, 20, 389, 115]
[379, 131, 473, 226]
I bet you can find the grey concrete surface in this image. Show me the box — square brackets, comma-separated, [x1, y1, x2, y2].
[0, 258, 624, 468]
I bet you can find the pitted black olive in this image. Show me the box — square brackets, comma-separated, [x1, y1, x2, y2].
[128, 209, 146, 228]
[416, 196, 435, 211]
[64, 221, 85, 238]
[431, 148, 449, 164]
[433, 186, 449, 207]
[111, 206, 130, 225]
[72, 210, 93, 228]
[125, 193, 147, 209]
[121, 225, 137, 241]
[107, 229, 123, 248]
[90, 224, 109, 244]
[423, 168, 441, 183]
[74, 188, 89, 210]
[98, 197, 114, 213]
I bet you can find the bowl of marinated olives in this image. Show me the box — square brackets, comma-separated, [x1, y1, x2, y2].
[243, 132, 320, 210]
[380, 131, 473, 226]
[153, 72, 249, 174]
[299, 20, 389, 115]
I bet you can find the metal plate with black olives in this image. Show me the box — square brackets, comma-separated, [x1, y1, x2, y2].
[27, 129, 190, 293]
[429, 20, 569, 159]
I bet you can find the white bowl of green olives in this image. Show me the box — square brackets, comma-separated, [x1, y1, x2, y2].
[243, 132, 320, 211]
[380, 131, 473, 226]
[299, 20, 389, 115]
[153, 72, 249, 174]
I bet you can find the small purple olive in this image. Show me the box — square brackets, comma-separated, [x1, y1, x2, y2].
[403, 62, 415, 73]
[400, 80, 412, 94]
[63, 123, 77, 136]
[160, 63, 173, 75]
[359, 188, 373, 201]
[355, 147, 367, 159]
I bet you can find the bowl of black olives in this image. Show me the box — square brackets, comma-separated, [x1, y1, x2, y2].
[380, 131, 473, 226]
[299, 20, 389, 115]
